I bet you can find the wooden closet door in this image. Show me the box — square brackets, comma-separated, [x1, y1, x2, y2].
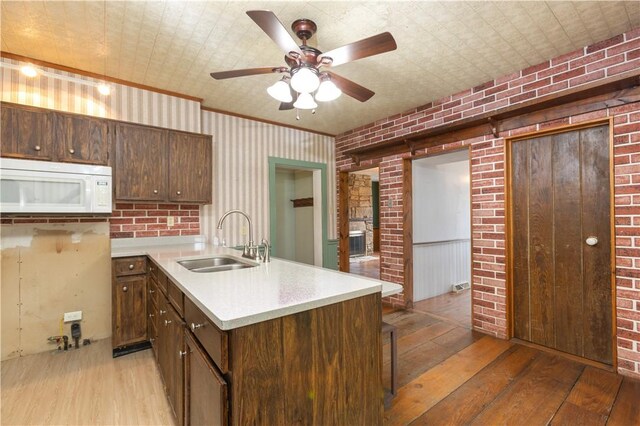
[511, 124, 612, 364]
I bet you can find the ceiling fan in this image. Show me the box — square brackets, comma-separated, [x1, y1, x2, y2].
[210, 10, 397, 112]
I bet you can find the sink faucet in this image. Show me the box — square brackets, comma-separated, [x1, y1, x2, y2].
[259, 238, 271, 263]
[216, 210, 257, 260]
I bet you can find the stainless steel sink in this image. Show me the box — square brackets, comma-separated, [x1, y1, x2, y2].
[178, 255, 257, 273]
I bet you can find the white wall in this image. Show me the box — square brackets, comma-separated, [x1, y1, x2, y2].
[412, 151, 471, 301]
[275, 169, 296, 260]
[201, 110, 336, 247]
[294, 170, 314, 265]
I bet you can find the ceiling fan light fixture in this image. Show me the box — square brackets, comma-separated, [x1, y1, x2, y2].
[315, 78, 342, 102]
[293, 92, 318, 110]
[267, 77, 292, 102]
[290, 66, 320, 93]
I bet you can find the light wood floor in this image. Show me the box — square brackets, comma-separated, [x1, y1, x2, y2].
[2, 292, 639, 426]
[1, 339, 175, 425]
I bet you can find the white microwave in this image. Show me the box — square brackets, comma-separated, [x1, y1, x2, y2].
[0, 158, 112, 214]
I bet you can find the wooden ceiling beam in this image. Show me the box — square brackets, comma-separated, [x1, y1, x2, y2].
[345, 70, 640, 163]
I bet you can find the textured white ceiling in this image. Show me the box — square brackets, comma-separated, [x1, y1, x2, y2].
[2, 1, 638, 135]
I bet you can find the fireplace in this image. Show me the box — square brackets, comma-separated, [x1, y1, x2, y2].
[349, 230, 366, 257]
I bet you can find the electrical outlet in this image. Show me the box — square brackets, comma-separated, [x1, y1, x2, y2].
[167, 216, 175, 227]
[64, 311, 82, 322]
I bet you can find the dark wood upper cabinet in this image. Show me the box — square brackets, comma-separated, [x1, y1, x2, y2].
[1, 103, 53, 160]
[115, 122, 168, 201]
[169, 132, 212, 203]
[55, 112, 108, 165]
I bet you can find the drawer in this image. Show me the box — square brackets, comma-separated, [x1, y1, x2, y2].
[148, 259, 159, 281]
[184, 297, 229, 373]
[148, 276, 159, 307]
[156, 269, 168, 294]
[113, 257, 147, 276]
[168, 279, 184, 317]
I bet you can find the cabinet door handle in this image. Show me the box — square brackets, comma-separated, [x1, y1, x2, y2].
[34, 145, 41, 151]
[69, 148, 75, 154]
[164, 320, 172, 326]
[149, 313, 154, 318]
[190, 322, 205, 331]
[159, 309, 167, 315]
[149, 289, 155, 294]
[179, 350, 187, 358]
[128, 264, 134, 270]
[122, 286, 128, 292]
[176, 191, 181, 195]
[150, 338, 155, 343]
[153, 189, 159, 194]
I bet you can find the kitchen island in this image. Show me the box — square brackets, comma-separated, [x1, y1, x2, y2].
[112, 237, 401, 425]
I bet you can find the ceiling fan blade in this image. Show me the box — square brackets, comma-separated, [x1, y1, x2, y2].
[326, 72, 375, 102]
[210, 67, 281, 80]
[319, 32, 397, 67]
[246, 10, 303, 57]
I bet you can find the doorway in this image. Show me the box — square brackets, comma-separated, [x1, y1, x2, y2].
[268, 157, 328, 267]
[411, 150, 471, 326]
[347, 168, 380, 279]
[508, 122, 614, 365]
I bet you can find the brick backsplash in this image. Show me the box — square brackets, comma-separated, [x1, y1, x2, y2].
[1, 217, 109, 225]
[336, 29, 640, 378]
[110, 203, 200, 239]
[2, 204, 201, 239]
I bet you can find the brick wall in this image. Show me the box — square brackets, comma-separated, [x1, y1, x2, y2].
[110, 203, 200, 239]
[335, 29, 640, 378]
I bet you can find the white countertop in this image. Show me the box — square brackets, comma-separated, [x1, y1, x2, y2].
[112, 238, 402, 331]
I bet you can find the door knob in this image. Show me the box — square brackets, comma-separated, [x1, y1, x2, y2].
[586, 236, 598, 246]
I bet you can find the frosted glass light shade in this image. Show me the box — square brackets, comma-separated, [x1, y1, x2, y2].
[315, 79, 342, 102]
[267, 79, 292, 102]
[290, 67, 320, 93]
[293, 92, 318, 110]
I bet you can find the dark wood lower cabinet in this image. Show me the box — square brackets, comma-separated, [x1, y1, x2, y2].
[158, 296, 185, 426]
[185, 331, 228, 426]
[112, 274, 147, 349]
[136, 256, 382, 425]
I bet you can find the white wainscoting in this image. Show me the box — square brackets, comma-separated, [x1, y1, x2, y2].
[413, 239, 471, 302]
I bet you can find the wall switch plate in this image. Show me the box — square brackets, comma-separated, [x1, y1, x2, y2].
[64, 311, 82, 322]
[167, 216, 175, 227]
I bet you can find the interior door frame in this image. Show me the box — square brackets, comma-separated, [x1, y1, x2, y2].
[268, 157, 329, 267]
[338, 163, 381, 274]
[505, 117, 617, 368]
[407, 147, 473, 311]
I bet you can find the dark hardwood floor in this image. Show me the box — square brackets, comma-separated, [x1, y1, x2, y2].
[349, 252, 380, 279]
[382, 291, 640, 426]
